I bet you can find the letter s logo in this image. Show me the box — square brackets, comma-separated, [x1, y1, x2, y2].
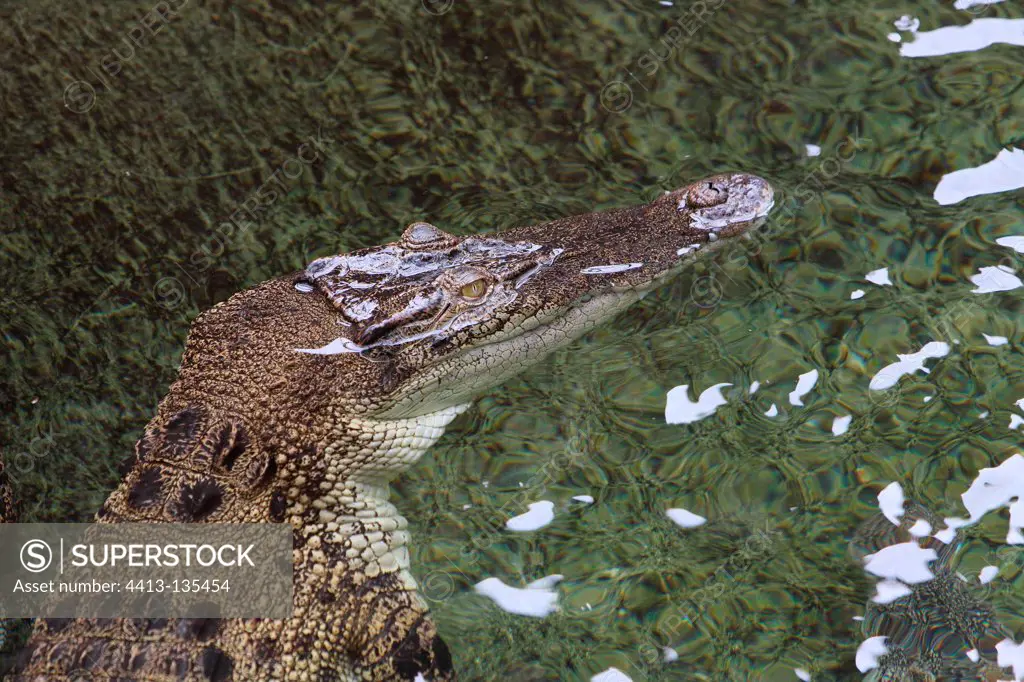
[21, 539, 53, 573]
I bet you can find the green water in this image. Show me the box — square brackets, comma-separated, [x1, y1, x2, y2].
[2, 0, 1023, 679]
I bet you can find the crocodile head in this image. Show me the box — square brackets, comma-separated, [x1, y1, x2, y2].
[181, 173, 773, 427]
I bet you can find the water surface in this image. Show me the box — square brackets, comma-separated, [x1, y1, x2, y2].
[1, 0, 1023, 679]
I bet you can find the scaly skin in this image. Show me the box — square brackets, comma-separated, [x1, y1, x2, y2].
[0, 460, 17, 655]
[0, 461, 13, 525]
[2, 174, 773, 681]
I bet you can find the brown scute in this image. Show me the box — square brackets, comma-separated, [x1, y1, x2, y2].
[172, 479, 225, 521]
[126, 469, 164, 509]
[163, 406, 205, 457]
[176, 619, 221, 642]
[430, 634, 454, 675]
[129, 649, 148, 671]
[242, 454, 277, 490]
[222, 435, 248, 472]
[391, 616, 453, 680]
[212, 423, 249, 472]
[77, 640, 106, 668]
[253, 637, 279, 663]
[42, 618, 73, 634]
[135, 431, 158, 463]
[0, 458, 16, 523]
[144, 618, 169, 634]
[199, 646, 234, 681]
[269, 489, 287, 522]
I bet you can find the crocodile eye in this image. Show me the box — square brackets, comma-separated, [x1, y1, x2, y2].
[460, 279, 488, 299]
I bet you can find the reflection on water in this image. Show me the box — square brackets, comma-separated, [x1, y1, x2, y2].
[934, 149, 1024, 206]
[897, 17, 1024, 57]
[2, 0, 1024, 679]
[850, 492, 1011, 680]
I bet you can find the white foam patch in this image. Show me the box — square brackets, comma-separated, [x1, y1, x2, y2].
[572, 495, 594, 504]
[872, 578, 913, 604]
[997, 236, 1024, 253]
[996, 638, 1024, 681]
[851, 289, 865, 300]
[506, 501, 555, 531]
[832, 415, 852, 436]
[795, 669, 811, 681]
[527, 575, 562, 590]
[1011, 414, 1024, 430]
[765, 403, 779, 417]
[856, 636, 889, 673]
[864, 542, 938, 584]
[869, 341, 950, 390]
[749, 381, 761, 394]
[943, 453, 1024, 544]
[297, 337, 363, 355]
[665, 383, 731, 424]
[677, 244, 702, 256]
[966, 647, 980, 663]
[908, 519, 932, 537]
[591, 668, 632, 682]
[979, 565, 999, 584]
[971, 265, 1023, 294]
[936, 147, 1024, 205]
[666, 508, 707, 528]
[663, 648, 679, 663]
[894, 15, 920, 32]
[805, 144, 821, 157]
[934, 516, 969, 545]
[879, 482, 905, 525]
[954, 0, 1005, 9]
[865, 267, 892, 285]
[984, 333, 1009, 346]
[788, 369, 819, 406]
[580, 263, 644, 275]
[901, 18, 1024, 58]
[474, 575, 562, 617]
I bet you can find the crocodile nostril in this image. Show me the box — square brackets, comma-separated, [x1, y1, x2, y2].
[687, 181, 726, 208]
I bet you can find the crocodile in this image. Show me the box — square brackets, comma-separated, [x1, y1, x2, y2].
[1, 172, 773, 681]
[850, 502, 1012, 681]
